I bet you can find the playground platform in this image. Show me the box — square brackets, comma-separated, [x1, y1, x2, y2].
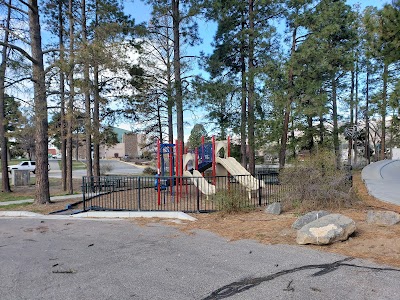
[361, 159, 400, 206]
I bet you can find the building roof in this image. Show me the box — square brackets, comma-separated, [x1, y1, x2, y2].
[112, 127, 132, 143]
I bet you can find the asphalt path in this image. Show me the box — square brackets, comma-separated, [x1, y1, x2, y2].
[362, 160, 400, 205]
[0, 218, 399, 300]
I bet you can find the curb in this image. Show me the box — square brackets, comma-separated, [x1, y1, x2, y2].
[71, 211, 197, 221]
[0, 211, 197, 221]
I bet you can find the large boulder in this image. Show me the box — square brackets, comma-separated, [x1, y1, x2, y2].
[292, 210, 331, 230]
[264, 202, 281, 215]
[366, 210, 400, 226]
[296, 214, 356, 245]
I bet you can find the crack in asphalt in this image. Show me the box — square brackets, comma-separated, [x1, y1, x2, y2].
[201, 257, 400, 299]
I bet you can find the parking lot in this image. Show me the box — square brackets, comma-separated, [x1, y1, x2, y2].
[1, 217, 399, 300]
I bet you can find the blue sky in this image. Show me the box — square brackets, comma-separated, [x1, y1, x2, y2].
[120, 0, 391, 138]
[125, 0, 390, 56]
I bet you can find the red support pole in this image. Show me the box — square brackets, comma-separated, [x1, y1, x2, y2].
[201, 136, 205, 177]
[175, 139, 179, 202]
[157, 139, 161, 206]
[169, 145, 173, 196]
[195, 147, 198, 170]
[212, 135, 216, 185]
[227, 136, 231, 157]
[180, 140, 184, 200]
[201, 136, 205, 162]
[184, 146, 188, 196]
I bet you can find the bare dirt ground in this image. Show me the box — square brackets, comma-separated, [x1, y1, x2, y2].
[1, 173, 400, 268]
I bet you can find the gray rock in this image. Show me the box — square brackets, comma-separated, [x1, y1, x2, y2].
[366, 210, 400, 226]
[296, 214, 356, 245]
[292, 210, 331, 230]
[265, 202, 281, 215]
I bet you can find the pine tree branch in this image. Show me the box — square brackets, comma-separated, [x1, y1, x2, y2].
[4, 76, 31, 87]
[0, 0, 28, 14]
[0, 41, 36, 64]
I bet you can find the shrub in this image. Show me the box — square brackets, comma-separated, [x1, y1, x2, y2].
[143, 167, 157, 175]
[280, 150, 353, 212]
[100, 163, 114, 175]
[213, 190, 253, 214]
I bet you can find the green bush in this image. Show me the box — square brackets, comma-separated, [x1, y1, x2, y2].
[280, 150, 352, 212]
[213, 190, 253, 214]
[143, 167, 157, 175]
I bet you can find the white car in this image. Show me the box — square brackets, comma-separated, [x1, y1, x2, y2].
[8, 161, 36, 173]
[7, 161, 51, 174]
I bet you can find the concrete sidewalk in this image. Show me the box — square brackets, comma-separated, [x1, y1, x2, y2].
[0, 193, 83, 206]
[361, 159, 400, 206]
[0, 210, 197, 221]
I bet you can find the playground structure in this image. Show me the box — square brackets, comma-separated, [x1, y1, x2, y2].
[156, 136, 265, 205]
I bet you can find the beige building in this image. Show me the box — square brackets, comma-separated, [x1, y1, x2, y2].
[100, 132, 147, 159]
[74, 128, 149, 160]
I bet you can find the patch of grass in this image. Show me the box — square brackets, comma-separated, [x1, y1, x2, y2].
[0, 178, 82, 203]
[56, 160, 86, 170]
[0, 194, 34, 202]
[0, 202, 31, 210]
[213, 190, 253, 214]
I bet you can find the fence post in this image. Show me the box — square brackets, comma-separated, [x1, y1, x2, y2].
[82, 177, 86, 211]
[258, 174, 262, 206]
[137, 177, 141, 211]
[196, 177, 200, 213]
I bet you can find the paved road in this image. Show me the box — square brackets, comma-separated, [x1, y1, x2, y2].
[48, 159, 143, 179]
[1, 160, 143, 180]
[362, 160, 400, 205]
[0, 218, 399, 300]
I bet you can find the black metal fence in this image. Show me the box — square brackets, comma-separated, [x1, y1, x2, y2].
[82, 172, 289, 213]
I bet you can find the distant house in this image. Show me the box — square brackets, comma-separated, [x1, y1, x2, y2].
[48, 148, 57, 156]
[73, 128, 149, 160]
[99, 128, 148, 159]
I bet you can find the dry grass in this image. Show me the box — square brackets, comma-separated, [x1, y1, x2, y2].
[132, 171, 400, 268]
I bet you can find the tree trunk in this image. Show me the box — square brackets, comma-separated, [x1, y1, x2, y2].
[279, 26, 297, 169]
[247, 0, 255, 175]
[67, 0, 75, 194]
[172, 0, 183, 144]
[0, 0, 12, 193]
[347, 69, 355, 165]
[240, 15, 247, 168]
[157, 97, 163, 142]
[365, 66, 370, 164]
[380, 62, 388, 160]
[307, 115, 314, 153]
[81, 0, 93, 177]
[332, 74, 340, 168]
[354, 61, 359, 165]
[29, 0, 50, 204]
[319, 113, 324, 145]
[93, 65, 100, 177]
[58, 0, 67, 190]
[92, 1, 100, 178]
[166, 30, 174, 144]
